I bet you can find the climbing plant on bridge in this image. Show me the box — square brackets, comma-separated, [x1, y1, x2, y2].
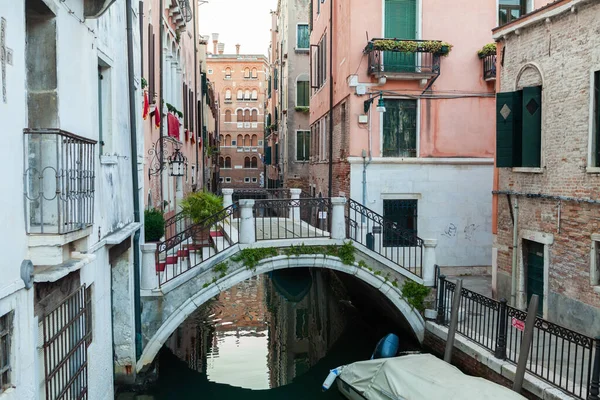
[401, 281, 431, 312]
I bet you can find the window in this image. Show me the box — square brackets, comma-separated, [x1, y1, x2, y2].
[383, 199, 418, 247]
[225, 157, 231, 168]
[592, 235, 600, 287]
[244, 67, 250, 78]
[297, 75, 309, 107]
[523, 240, 545, 316]
[219, 177, 224, 183]
[225, 89, 232, 100]
[296, 131, 310, 161]
[225, 110, 232, 122]
[297, 24, 309, 49]
[148, 24, 156, 98]
[252, 68, 258, 78]
[191, 165, 196, 185]
[251, 89, 258, 100]
[225, 177, 232, 183]
[225, 67, 231, 79]
[244, 134, 250, 146]
[311, 34, 327, 90]
[252, 177, 257, 183]
[251, 157, 258, 168]
[499, 0, 525, 26]
[237, 110, 243, 122]
[251, 110, 258, 123]
[251, 134, 258, 146]
[592, 71, 600, 167]
[244, 90, 251, 100]
[232, 140, 237, 146]
[244, 111, 251, 123]
[98, 64, 113, 155]
[237, 89, 243, 100]
[383, 99, 417, 157]
[244, 177, 251, 183]
[0, 312, 12, 392]
[219, 156, 224, 168]
[244, 157, 251, 168]
[208, 69, 213, 74]
[237, 134, 243, 145]
[496, 86, 542, 168]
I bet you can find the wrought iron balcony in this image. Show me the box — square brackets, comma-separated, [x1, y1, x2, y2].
[169, 0, 192, 33]
[365, 39, 446, 80]
[482, 54, 497, 81]
[24, 129, 96, 234]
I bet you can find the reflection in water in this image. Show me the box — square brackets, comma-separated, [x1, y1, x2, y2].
[125, 269, 419, 399]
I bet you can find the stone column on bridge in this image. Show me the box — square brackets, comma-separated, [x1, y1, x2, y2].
[141, 243, 159, 290]
[330, 197, 347, 240]
[239, 199, 256, 244]
[222, 188, 234, 209]
[289, 188, 301, 222]
[423, 239, 438, 287]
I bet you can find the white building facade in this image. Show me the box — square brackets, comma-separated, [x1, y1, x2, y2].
[0, 0, 143, 398]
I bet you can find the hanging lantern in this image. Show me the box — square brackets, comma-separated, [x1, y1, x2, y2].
[168, 147, 187, 177]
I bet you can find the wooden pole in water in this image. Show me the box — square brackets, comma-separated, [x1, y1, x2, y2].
[444, 279, 463, 363]
[513, 294, 539, 393]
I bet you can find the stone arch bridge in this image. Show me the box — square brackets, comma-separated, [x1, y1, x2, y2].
[135, 189, 439, 372]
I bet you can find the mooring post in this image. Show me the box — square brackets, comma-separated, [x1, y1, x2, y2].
[437, 274, 446, 325]
[513, 295, 539, 393]
[494, 298, 508, 360]
[588, 337, 600, 400]
[444, 279, 462, 363]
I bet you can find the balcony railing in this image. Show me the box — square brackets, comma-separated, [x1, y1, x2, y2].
[24, 129, 96, 234]
[482, 54, 497, 81]
[365, 39, 443, 80]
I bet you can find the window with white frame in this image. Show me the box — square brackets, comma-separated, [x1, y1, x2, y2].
[0, 311, 12, 392]
[592, 235, 600, 287]
[297, 24, 309, 49]
[219, 177, 224, 183]
[296, 130, 310, 161]
[245, 90, 251, 100]
[252, 177, 257, 183]
[237, 89, 243, 100]
[297, 75, 309, 107]
[225, 89, 232, 100]
[225, 67, 231, 79]
[208, 69, 213, 74]
[251, 89, 258, 100]
[244, 177, 251, 183]
[225, 177, 231, 183]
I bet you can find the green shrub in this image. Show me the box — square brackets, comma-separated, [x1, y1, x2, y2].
[401, 281, 431, 311]
[477, 43, 497, 58]
[180, 191, 223, 224]
[232, 247, 278, 270]
[144, 209, 165, 242]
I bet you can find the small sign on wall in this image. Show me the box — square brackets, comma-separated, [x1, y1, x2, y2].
[511, 317, 525, 332]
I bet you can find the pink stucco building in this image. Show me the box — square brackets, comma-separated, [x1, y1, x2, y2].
[307, 0, 552, 268]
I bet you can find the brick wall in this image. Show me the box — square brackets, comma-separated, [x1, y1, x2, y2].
[424, 331, 539, 400]
[494, 1, 600, 333]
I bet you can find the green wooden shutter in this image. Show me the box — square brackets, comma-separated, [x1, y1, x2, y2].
[521, 86, 542, 168]
[265, 147, 272, 165]
[297, 81, 309, 107]
[275, 143, 279, 164]
[384, 0, 417, 73]
[496, 91, 523, 167]
[304, 131, 311, 160]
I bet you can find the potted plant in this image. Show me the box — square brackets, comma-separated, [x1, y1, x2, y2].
[180, 191, 224, 247]
[477, 43, 497, 59]
[145, 209, 165, 242]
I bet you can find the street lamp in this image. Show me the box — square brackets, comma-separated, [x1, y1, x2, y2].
[363, 91, 386, 114]
[168, 147, 187, 177]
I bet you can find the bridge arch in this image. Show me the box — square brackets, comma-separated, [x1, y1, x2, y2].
[137, 251, 426, 372]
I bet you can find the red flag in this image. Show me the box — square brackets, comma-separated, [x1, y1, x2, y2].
[143, 91, 150, 120]
[167, 113, 180, 139]
[154, 106, 161, 128]
[190, 132, 195, 144]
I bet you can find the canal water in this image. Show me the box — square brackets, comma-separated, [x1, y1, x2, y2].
[120, 268, 419, 399]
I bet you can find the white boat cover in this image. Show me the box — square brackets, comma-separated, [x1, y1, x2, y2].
[338, 354, 527, 400]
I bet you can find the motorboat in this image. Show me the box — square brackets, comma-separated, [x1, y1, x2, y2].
[370, 333, 399, 360]
[323, 353, 527, 400]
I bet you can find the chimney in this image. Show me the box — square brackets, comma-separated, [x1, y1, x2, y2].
[235, 44, 240, 55]
[212, 33, 219, 54]
[218, 43, 225, 54]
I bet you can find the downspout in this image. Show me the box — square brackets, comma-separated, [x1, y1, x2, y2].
[125, 0, 142, 360]
[193, 2, 198, 191]
[362, 103, 373, 210]
[511, 197, 518, 307]
[327, 0, 334, 198]
[200, 81, 205, 190]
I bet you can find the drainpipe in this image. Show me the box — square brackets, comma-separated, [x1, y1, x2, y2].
[159, 0, 164, 207]
[511, 197, 518, 307]
[125, 0, 142, 360]
[361, 103, 373, 210]
[193, 1, 198, 191]
[327, 0, 334, 198]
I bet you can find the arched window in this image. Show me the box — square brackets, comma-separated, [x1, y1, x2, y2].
[251, 68, 258, 78]
[244, 89, 250, 100]
[225, 110, 232, 122]
[251, 134, 258, 146]
[225, 134, 231, 146]
[244, 134, 250, 146]
[251, 89, 258, 100]
[225, 89, 231, 100]
[225, 67, 231, 78]
[225, 157, 232, 168]
[237, 110, 243, 122]
[219, 135, 224, 143]
[296, 74, 309, 107]
[219, 156, 224, 168]
[237, 134, 243, 145]
[244, 67, 250, 78]
[251, 157, 258, 168]
[243, 110, 251, 123]
[237, 89, 243, 100]
[251, 110, 258, 122]
[244, 157, 251, 168]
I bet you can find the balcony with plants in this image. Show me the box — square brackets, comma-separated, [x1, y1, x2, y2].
[364, 39, 452, 80]
[478, 43, 497, 81]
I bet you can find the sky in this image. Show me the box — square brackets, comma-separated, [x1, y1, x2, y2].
[197, 0, 277, 57]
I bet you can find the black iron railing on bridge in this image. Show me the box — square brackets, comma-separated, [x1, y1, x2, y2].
[437, 275, 599, 399]
[346, 199, 423, 278]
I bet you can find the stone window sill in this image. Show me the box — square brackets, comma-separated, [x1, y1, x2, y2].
[586, 166, 600, 174]
[512, 167, 544, 174]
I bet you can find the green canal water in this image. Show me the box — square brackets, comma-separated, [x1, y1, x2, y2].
[119, 268, 419, 399]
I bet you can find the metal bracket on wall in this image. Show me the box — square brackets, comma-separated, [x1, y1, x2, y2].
[20, 260, 34, 290]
